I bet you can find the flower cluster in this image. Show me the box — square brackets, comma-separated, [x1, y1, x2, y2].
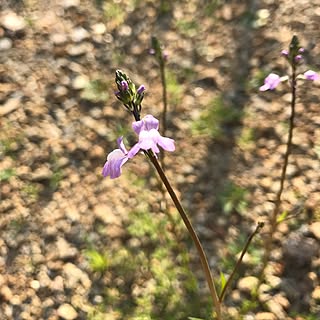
[102, 115, 175, 179]
[114, 69, 145, 114]
[259, 36, 319, 91]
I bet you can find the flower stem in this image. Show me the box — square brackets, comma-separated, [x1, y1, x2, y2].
[160, 60, 168, 139]
[260, 65, 297, 280]
[147, 151, 222, 319]
[219, 222, 264, 302]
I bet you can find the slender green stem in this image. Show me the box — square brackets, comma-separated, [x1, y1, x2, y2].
[260, 65, 297, 280]
[219, 222, 264, 302]
[147, 151, 222, 319]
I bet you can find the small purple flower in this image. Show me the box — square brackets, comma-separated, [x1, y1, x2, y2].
[295, 54, 303, 61]
[304, 70, 319, 81]
[281, 50, 289, 56]
[102, 137, 129, 179]
[259, 73, 281, 91]
[298, 48, 305, 53]
[127, 115, 175, 158]
[137, 85, 145, 95]
[121, 80, 129, 91]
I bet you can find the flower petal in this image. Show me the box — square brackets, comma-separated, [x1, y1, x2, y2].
[156, 136, 175, 152]
[117, 137, 127, 154]
[259, 73, 281, 91]
[143, 115, 159, 131]
[132, 120, 144, 135]
[304, 70, 319, 81]
[102, 149, 128, 179]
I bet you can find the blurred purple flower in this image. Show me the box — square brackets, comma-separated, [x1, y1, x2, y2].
[102, 137, 129, 179]
[259, 73, 281, 91]
[304, 70, 319, 81]
[137, 85, 145, 95]
[128, 114, 175, 158]
[121, 80, 129, 91]
[295, 54, 303, 61]
[281, 50, 289, 56]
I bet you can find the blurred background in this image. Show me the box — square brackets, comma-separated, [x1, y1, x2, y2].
[0, 0, 320, 319]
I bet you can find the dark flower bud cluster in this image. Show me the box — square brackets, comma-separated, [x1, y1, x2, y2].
[281, 35, 306, 67]
[115, 70, 145, 119]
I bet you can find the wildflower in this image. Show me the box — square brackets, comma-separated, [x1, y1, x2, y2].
[128, 114, 175, 158]
[259, 73, 281, 91]
[304, 70, 319, 81]
[137, 85, 145, 95]
[121, 80, 129, 91]
[102, 137, 129, 179]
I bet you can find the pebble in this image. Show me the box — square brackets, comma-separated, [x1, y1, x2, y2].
[255, 312, 277, 320]
[237, 276, 259, 293]
[72, 75, 89, 90]
[0, 38, 12, 50]
[57, 303, 78, 320]
[63, 263, 91, 289]
[31, 167, 53, 181]
[1, 11, 26, 32]
[50, 33, 68, 45]
[56, 237, 78, 260]
[67, 43, 93, 56]
[0, 96, 21, 116]
[71, 27, 89, 42]
[92, 23, 106, 35]
[311, 286, 320, 301]
[309, 221, 320, 240]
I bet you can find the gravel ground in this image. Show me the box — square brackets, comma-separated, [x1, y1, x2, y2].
[0, 0, 320, 319]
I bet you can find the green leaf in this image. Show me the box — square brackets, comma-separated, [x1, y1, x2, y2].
[219, 271, 227, 294]
[277, 211, 288, 223]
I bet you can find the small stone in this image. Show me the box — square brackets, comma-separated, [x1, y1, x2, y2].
[266, 299, 286, 319]
[309, 222, 320, 240]
[67, 43, 92, 56]
[0, 286, 13, 301]
[31, 167, 53, 181]
[72, 75, 89, 90]
[56, 237, 78, 260]
[57, 304, 78, 320]
[93, 204, 121, 226]
[312, 286, 320, 301]
[50, 33, 68, 45]
[92, 23, 106, 35]
[71, 27, 89, 42]
[1, 11, 26, 32]
[255, 312, 276, 320]
[0, 38, 12, 50]
[0, 96, 21, 116]
[63, 263, 91, 289]
[237, 276, 259, 293]
[30, 280, 40, 290]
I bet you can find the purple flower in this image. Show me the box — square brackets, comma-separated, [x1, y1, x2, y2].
[102, 137, 129, 179]
[127, 115, 175, 158]
[259, 73, 281, 91]
[121, 80, 128, 91]
[281, 50, 289, 56]
[295, 54, 303, 61]
[137, 85, 145, 95]
[304, 70, 319, 81]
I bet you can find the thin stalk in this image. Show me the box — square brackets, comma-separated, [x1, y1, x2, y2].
[260, 65, 297, 280]
[160, 60, 168, 138]
[147, 151, 222, 319]
[219, 222, 264, 302]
